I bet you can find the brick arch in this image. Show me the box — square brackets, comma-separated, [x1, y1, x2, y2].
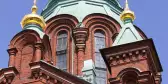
[117, 68, 141, 84]
[45, 14, 77, 73]
[45, 14, 79, 35]
[83, 13, 121, 61]
[117, 68, 140, 78]
[10, 30, 42, 49]
[82, 13, 121, 34]
[9, 30, 42, 80]
[9, 30, 53, 75]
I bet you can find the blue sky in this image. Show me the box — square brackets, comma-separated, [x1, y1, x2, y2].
[0, 0, 167, 83]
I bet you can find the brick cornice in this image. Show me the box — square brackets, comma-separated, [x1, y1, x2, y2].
[0, 67, 18, 84]
[100, 39, 163, 74]
[108, 47, 148, 67]
[29, 61, 90, 84]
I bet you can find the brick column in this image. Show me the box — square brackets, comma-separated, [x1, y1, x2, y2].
[76, 44, 85, 75]
[7, 48, 17, 67]
[34, 43, 44, 62]
[72, 27, 88, 76]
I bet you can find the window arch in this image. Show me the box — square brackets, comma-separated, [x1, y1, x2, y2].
[122, 71, 138, 84]
[56, 31, 68, 71]
[94, 30, 106, 84]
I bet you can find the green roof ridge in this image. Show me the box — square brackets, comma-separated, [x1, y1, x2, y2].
[113, 23, 143, 46]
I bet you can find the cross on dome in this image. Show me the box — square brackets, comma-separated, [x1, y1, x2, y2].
[34, 0, 37, 6]
[125, 0, 129, 10]
[32, 0, 38, 14]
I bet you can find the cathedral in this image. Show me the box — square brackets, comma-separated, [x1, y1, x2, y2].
[0, 0, 163, 84]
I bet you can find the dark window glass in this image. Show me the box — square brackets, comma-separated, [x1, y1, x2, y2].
[56, 32, 67, 71]
[56, 33, 67, 51]
[94, 31, 106, 68]
[95, 69, 106, 84]
[126, 80, 137, 84]
[94, 30, 106, 84]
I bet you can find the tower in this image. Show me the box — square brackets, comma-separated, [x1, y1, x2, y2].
[0, 0, 162, 84]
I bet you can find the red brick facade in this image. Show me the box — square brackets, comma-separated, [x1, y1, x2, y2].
[0, 13, 162, 84]
[45, 14, 121, 76]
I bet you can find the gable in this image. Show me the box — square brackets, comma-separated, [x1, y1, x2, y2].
[113, 23, 143, 46]
[118, 27, 138, 44]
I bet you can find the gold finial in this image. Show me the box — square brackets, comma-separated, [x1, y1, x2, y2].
[120, 0, 135, 23]
[21, 0, 46, 30]
[32, 0, 38, 14]
[125, 0, 129, 10]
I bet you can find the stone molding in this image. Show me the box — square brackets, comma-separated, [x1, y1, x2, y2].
[0, 67, 18, 84]
[108, 47, 148, 67]
[29, 61, 90, 84]
[7, 48, 18, 67]
[72, 27, 88, 52]
[7, 48, 18, 56]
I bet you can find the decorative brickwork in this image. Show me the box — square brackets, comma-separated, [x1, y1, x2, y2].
[0, 67, 18, 84]
[72, 27, 88, 75]
[100, 39, 163, 84]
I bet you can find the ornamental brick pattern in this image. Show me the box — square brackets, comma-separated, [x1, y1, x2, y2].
[100, 39, 163, 84]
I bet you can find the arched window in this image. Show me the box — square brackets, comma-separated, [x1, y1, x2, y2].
[94, 30, 106, 68]
[122, 71, 138, 84]
[56, 31, 67, 71]
[94, 30, 106, 84]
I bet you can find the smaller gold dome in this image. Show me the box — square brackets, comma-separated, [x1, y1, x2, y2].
[120, 0, 135, 22]
[21, 1, 46, 30]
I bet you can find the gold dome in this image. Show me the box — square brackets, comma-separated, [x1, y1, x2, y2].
[120, 0, 135, 22]
[21, 0, 46, 30]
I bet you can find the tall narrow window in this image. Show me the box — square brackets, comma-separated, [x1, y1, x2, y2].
[94, 30, 106, 84]
[56, 31, 67, 71]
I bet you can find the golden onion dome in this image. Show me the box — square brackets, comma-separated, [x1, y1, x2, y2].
[21, 0, 46, 30]
[120, 0, 135, 22]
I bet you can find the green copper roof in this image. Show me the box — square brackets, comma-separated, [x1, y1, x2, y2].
[23, 24, 45, 38]
[113, 23, 143, 46]
[41, 0, 123, 23]
[41, 0, 144, 46]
